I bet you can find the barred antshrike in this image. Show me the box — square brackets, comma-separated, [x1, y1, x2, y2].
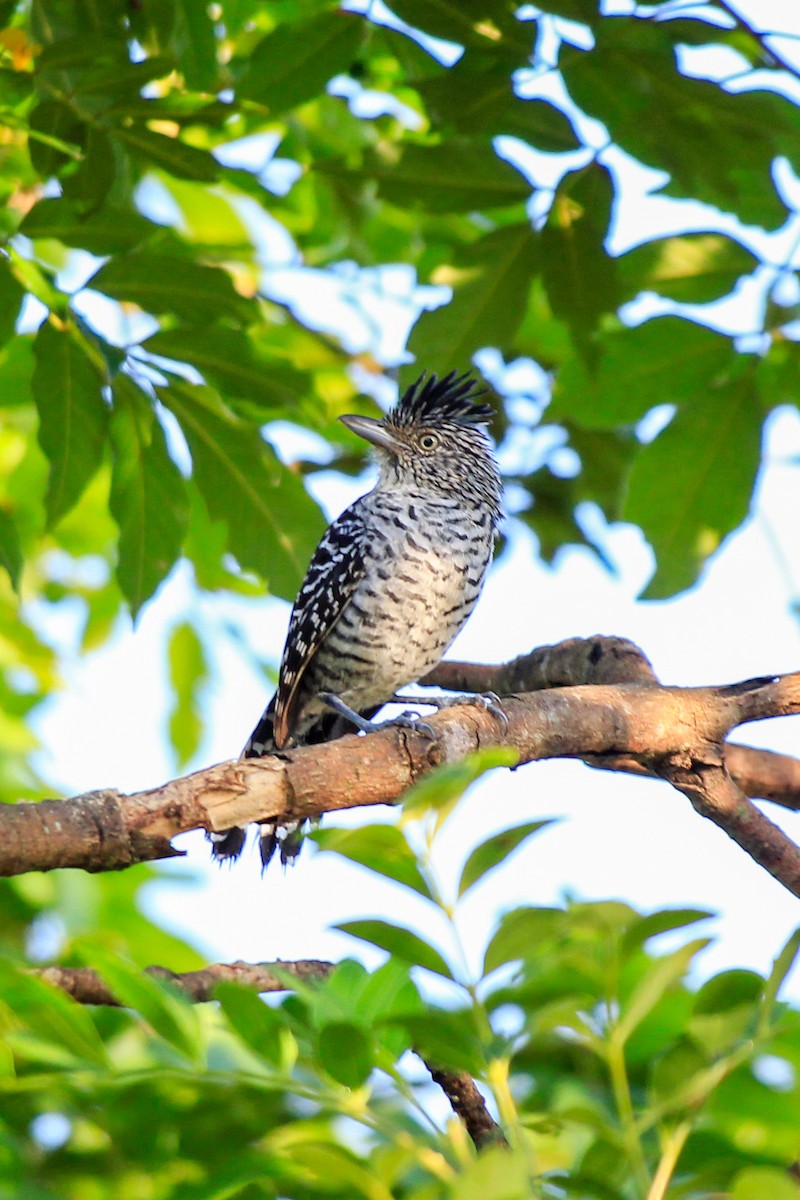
[209, 371, 503, 868]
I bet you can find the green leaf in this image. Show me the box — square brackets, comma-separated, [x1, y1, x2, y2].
[336, 919, 454, 980]
[215, 982, 286, 1066]
[113, 123, 220, 182]
[239, 10, 363, 114]
[320, 141, 531, 213]
[541, 162, 619, 360]
[28, 99, 85, 176]
[625, 371, 763, 598]
[314, 824, 435, 903]
[109, 374, 188, 615]
[82, 944, 201, 1063]
[562, 18, 794, 228]
[620, 233, 759, 305]
[732, 1167, 800, 1200]
[20, 198, 158, 255]
[621, 908, 713, 955]
[387, 0, 525, 46]
[402, 747, 519, 816]
[393, 1009, 487, 1076]
[157, 381, 324, 598]
[0, 965, 108, 1067]
[552, 316, 735, 429]
[143, 327, 303, 409]
[458, 820, 554, 899]
[318, 1022, 373, 1088]
[761, 927, 800, 1023]
[0, 508, 22, 591]
[32, 321, 109, 527]
[173, 0, 218, 91]
[417, 59, 579, 149]
[167, 620, 208, 767]
[89, 254, 251, 324]
[483, 906, 566, 975]
[407, 223, 540, 377]
[616, 939, 710, 1042]
[0, 258, 25, 348]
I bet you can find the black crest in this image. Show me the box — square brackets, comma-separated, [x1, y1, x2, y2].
[387, 371, 493, 430]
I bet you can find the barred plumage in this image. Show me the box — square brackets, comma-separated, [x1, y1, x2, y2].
[209, 370, 503, 868]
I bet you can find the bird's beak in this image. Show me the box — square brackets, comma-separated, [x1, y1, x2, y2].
[339, 414, 404, 456]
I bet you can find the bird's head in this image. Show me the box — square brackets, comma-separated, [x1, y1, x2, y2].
[339, 371, 503, 517]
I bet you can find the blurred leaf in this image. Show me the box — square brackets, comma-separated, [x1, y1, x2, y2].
[0, 258, 25, 348]
[320, 141, 532, 212]
[336, 919, 454, 980]
[28, 99, 84, 176]
[731, 1167, 800, 1200]
[616, 939, 710, 1042]
[318, 1022, 373, 1087]
[89, 254, 251, 324]
[620, 233, 759, 304]
[20, 198, 158, 255]
[113, 123, 221, 182]
[143, 327, 305, 409]
[407, 222, 540, 376]
[0, 509, 22, 591]
[402, 747, 518, 817]
[0, 965, 108, 1067]
[314, 824, 435, 902]
[215, 982, 286, 1066]
[157, 381, 325, 598]
[451, 1146, 534, 1200]
[625, 371, 763, 598]
[542, 162, 619, 360]
[239, 10, 363, 114]
[82, 943, 201, 1063]
[173, 0, 218, 90]
[621, 908, 713, 955]
[167, 620, 207, 767]
[32, 321, 109, 527]
[109, 374, 188, 614]
[761, 928, 800, 1025]
[553, 316, 736, 429]
[393, 1008, 487, 1076]
[483, 906, 566, 975]
[458, 820, 554, 899]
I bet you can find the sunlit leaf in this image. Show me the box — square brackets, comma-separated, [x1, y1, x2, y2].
[407, 222, 540, 376]
[157, 381, 325, 598]
[89, 254, 251, 324]
[215, 982, 287, 1066]
[616, 939, 710, 1042]
[32, 321, 109, 527]
[458, 820, 554, 899]
[402, 747, 518, 817]
[0, 965, 108, 1067]
[625, 372, 763, 598]
[336, 919, 454, 980]
[109, 374, 188, 614]
[314, 824, 435, 903]
[0, 258, 24, 347]
[167, 620, 207, 767]
[238, 10, 364, 115]
[318, 1021, 373, 1087]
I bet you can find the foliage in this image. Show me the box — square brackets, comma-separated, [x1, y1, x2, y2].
[1, 0, 800, 1195]
[2, 792, 800, 1198]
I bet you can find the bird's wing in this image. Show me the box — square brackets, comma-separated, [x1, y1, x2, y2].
[273, 502, 368, 747]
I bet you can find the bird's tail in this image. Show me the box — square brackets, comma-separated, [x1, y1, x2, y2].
[208, 698, 384, 870]
[207, 695, 286, 869]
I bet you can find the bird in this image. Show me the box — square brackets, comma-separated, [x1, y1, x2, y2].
[208, 369, 503, 869]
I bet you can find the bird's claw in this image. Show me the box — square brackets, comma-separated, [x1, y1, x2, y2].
[449, 691, 509, 733]
[390, 710, 436, 739]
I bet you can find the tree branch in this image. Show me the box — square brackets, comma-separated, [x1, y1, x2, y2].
[3, 638, 799, 894]
[38, 958, 507, 1152]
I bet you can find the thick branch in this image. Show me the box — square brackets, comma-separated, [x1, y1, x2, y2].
[39, 958, 506, 1152]
[2, 639, 799, 895]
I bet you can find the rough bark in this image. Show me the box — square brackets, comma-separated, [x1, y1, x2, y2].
[2, 638, 799, 895]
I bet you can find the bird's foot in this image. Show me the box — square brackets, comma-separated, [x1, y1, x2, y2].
[320, 693, 435, 739]
[391, 690, 509, 733]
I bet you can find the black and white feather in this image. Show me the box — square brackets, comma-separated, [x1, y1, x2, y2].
[209, 369, 502, 870]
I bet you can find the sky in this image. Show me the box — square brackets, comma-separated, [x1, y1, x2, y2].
[27, 0, 800, 1001]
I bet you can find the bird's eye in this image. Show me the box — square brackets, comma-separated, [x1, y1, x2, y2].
[418, 432, 440, 452]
